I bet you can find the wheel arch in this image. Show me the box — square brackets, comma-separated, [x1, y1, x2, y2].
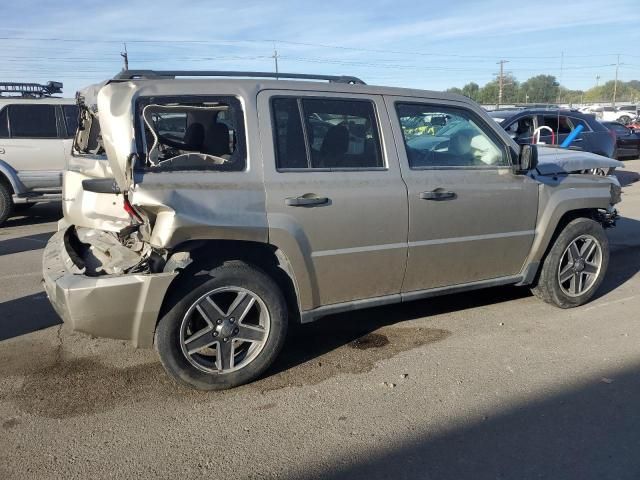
[521, 207, 605, 285]
[0, 160, 26, 195]
[157, 239, 302, 332]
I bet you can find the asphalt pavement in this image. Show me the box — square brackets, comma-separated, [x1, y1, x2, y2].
[1, 162, 639, 479]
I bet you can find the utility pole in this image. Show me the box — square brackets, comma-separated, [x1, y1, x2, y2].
[120, 43, 129, 71]
[595, 75, 600, 88]
[272, 49, 279, 79]
[496, 59, 509, 109]
[613, 54, 620, 108]
[557, 51, 564, 103]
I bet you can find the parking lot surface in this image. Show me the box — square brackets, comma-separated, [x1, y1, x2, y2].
[1, 162, 639, 480]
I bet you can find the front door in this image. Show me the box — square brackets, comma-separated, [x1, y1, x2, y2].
[386, 97, 538, 293]
[258, 91, 408, 311]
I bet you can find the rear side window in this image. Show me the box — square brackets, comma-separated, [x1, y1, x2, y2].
[541, 115, 572, 135]
[9, 104, 57, 138]
[0, 108, 8, 138]
[62, 105, 79, 138]
[272, 97, 384, 170]
[137, 96, 246, 172]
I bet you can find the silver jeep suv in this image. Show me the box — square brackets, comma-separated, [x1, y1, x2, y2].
[0, 81, 78, 225]
[42, 71, 623, 390]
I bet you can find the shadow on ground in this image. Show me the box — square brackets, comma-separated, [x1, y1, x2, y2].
[1, 202, 62, 228]
[287, 360, 640, 480]
[615, 168, 640, 187]
[0, 292, 61, 342]
[0, 231, 53, 256]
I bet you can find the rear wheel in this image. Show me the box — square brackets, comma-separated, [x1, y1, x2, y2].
[618, 115, 632, 125]
[0, 181, 14, 226]
[155, 260, 288, 390]
[531, 217, 609, 308]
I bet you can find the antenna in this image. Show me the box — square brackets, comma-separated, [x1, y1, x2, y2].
[120, 43, 129, 71]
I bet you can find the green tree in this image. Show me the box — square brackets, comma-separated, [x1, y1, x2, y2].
[519, 75, 559, 103]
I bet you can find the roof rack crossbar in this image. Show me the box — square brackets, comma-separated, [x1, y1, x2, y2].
[113, 70, 366, 85]
[0, 81, 63, 97]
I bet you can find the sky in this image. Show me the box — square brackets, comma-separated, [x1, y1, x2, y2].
[2, 0, 640, 97]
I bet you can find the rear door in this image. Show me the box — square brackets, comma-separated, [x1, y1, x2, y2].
[258, 90, 408, 311]
[386, 96, 538, 293]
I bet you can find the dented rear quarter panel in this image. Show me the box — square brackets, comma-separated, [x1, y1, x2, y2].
[98, 80, 269, 248]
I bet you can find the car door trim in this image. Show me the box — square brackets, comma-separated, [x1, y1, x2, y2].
[299, 273, 524, 323]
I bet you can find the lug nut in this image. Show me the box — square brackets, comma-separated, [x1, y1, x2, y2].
[223, 337, 228, 343]
[216, 319, 223, 325]
[233, 328, 239, 335]
[213, 332, 218, 337]
[229, 318, 235, 324]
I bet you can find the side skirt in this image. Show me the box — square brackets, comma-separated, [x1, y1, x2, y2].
[299, 274, 524, 324]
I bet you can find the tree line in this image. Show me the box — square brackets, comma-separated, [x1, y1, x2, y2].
[446, 74, 640, 105]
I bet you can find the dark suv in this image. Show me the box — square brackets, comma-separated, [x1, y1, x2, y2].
[488, 109, 616, 158]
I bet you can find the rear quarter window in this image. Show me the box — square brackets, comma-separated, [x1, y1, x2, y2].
[9, 104, 58, 138]
[136, 95, 246, 172]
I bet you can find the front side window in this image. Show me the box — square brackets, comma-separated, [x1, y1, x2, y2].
[9, 104, 57, 138]
[137, 96, 245, 172]
[272, 97, 384, 170]
[396, 103, 507, 168]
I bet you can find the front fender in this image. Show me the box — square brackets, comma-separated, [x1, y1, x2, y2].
[0, 159, 27, 194]
[525, 176, 617, 266]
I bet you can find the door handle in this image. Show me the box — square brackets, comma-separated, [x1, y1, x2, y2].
[420, 189, 456, 201]
[285, 194, 329, 207]
[0, 147, 5, 154]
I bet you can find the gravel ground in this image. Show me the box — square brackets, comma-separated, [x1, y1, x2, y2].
[0, 161, 639, 480]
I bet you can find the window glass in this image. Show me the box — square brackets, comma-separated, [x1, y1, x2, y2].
[612, 124, 629, 135]
[272, 98, 308, 169]
[302, 99, 383, 169]
[138, 96, 245, 172]
[505, 116, 535, 140]
[568, 117, 590, 131]
[62, 105, 79, 138]
[0, 108, 8, 138]
[396, 103, 506, 168]
[9, 104, 57, 138]
[542, 115, 572, 135]
[273, 97, 384, 169]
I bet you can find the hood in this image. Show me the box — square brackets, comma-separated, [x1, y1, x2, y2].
[535, 146, 623, 175]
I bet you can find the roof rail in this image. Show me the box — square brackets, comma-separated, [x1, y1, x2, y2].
[112, 70, 366, 85]
[0, 81, 63, 97]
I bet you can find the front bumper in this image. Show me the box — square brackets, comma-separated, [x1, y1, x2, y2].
[42, 226, 177, 348]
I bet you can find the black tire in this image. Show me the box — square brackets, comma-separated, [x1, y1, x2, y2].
[531, 217, 609, 308]
[155, 260, 288, 390]
[0, 180, 14, 227]
[619, 115, 631, 125]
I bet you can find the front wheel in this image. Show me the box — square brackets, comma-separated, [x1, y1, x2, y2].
[531, 217, 609, 308]
[155, 260, 288, 390]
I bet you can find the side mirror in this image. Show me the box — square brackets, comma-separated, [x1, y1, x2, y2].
[516, 144, 538, 173]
